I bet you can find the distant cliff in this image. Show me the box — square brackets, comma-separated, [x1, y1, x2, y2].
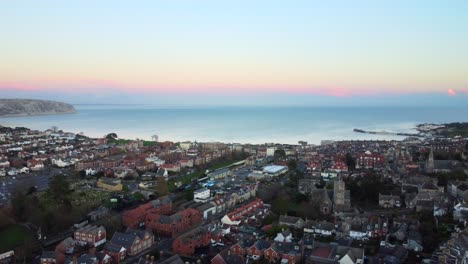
[0, 99, 76, 117]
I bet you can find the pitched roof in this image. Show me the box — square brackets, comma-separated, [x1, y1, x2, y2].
[279, 215, 303, 224]
[214, 248, 244, 264]
[41, 251, 57, 259]
[110, 232, 136, 249]
[158, 255, 185, 264]
[253, 239, 272, 250]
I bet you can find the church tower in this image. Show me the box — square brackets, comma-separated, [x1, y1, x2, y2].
[426, 147, 434, 173]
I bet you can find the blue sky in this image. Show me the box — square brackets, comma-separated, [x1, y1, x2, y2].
[1, 0, 468, 105]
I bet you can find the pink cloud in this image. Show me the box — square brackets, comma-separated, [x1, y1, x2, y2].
[447, 88, 457, 96]
[0, 81, 40, 91]
[3, 77, 466, 98]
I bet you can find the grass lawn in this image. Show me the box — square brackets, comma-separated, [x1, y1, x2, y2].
[209, 158, 245, 170]
[0, 225, 32, 252]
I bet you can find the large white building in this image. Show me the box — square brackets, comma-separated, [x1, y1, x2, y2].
[262, 165, 288, 177]
[194, 188, 210, 202]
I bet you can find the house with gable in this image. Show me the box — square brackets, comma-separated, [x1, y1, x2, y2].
[279, 215, 305, 229]
[264, 242, 302, 264]
[107, 229, 154, 257]
[246, 239, 272, 260]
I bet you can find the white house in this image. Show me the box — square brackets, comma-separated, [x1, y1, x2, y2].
[145, 156, 165, 166]
[266, 147, 277, 157]
[196, 203, 217, 219]
[19, 167, 29, 174]
[52, 158, 71, 168]
[7, 168, 18, 176]
[0, 160, 10, 168]
[179, 142, 193, 150]
[85, 168, 97, 176]
[221, 215, 241, 226]
[338, 248, 365, 264]
[349, 227, 369, 240]
[274, 230, 293, 242]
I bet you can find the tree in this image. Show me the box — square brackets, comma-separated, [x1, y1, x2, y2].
[151, 134, 159, 142]
[184, 189, 194, 201]
[345, 153, 356, 170]
[274, 149, 286, 159]
[11, 189, 27, 221]
[48, 174, 70, 202]
[155, 176, 168, 196]
[133, 192, 145, 201]
[288, 160, 297, 170]
[105, 133, 118, 140]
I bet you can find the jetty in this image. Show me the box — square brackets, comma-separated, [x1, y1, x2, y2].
[353, 128, 422, 137]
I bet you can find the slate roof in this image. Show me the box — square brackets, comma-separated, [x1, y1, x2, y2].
[110, 232, 136, 249]
[279, 215, 303, 224]
[105, 243, 124, 253]
[76, 254, 98, 264]
[110, 229, 153, 249]
[237, 239, 255, 248]
[41, 251, 56, 259]
[272, 242, 301, 256]
[253, 239, 272, 250]
[158, 255, 185, 264]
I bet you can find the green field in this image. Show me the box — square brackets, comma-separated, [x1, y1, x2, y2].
[0, 225, 31, 251]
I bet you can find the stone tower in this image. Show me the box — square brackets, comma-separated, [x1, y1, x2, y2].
[426, 147, 434, 173]
[333, 179, 350, 212]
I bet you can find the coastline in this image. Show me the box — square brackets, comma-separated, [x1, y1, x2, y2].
[0, 110, 77, 118]
[1, 105, 467, 144]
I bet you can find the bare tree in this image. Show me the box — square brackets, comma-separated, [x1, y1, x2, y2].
[151, 134, 159, 142]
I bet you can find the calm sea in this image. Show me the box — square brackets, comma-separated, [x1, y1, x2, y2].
[1, 105, 467, 144]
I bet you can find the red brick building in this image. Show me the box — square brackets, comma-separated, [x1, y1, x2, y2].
[106, 229, 154, 259]
[246, 240, 272, 259]
[230, 240, 254, 257]
[264, 242, 302, 264]
[172, 227, 211, 255]
[122, 196, 172, 228]
[145, 208, 202, 237]
[211, 249, 244, 264]
[74, 225, 106, 247]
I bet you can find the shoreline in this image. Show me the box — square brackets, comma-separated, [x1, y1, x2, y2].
[0, 110, 77, 118]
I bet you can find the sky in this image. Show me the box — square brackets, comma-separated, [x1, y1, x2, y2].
[1, 0, 468, 106]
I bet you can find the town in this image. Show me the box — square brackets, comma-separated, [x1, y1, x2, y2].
[0, 125, 467, 264]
